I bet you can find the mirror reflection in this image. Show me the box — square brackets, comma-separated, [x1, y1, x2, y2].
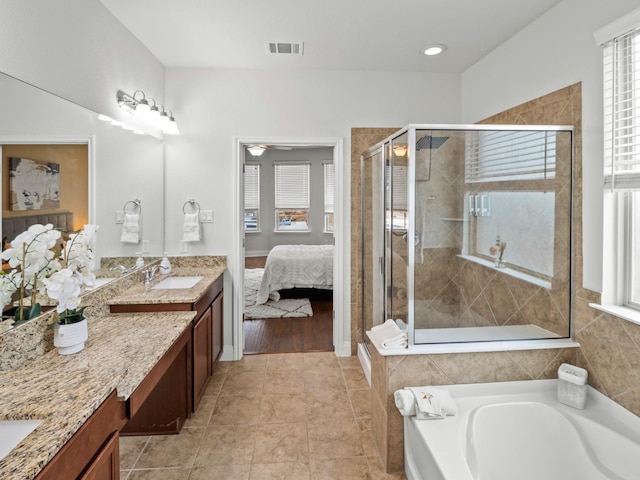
[0, 71, 165, 331]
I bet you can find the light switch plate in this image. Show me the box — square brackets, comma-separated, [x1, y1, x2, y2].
[141, 240, 150, 254]
[115, 210, 125, 224]
[200, 210, 213, 223]
[180, 241, 189, 253]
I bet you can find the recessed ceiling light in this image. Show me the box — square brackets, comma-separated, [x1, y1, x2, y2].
[423, 44, 447, 56]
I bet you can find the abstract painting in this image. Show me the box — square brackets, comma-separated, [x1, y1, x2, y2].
[9, 157, 60, 211]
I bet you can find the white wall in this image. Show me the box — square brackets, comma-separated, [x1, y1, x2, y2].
[0, 0, 165, 129]
[461, 0, 640, 292]
[164, 68, 460, 255]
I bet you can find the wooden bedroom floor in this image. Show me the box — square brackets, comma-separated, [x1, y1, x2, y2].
[244, 256, 334, 355]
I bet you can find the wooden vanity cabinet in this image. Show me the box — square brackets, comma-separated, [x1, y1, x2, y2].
[121, 325, 192, 436]
[36, 390, 126, 480]
[193, 306, 211, 408]
[110, 274, 224, 414]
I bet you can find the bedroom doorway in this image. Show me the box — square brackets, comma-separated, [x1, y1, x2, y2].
[233, 137, 345, 359]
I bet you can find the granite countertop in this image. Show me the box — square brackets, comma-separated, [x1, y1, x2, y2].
[108, 266, 226, 305]
[0, 311, 195, 480]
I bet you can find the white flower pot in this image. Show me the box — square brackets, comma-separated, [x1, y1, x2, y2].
[53, 318, 88, 355]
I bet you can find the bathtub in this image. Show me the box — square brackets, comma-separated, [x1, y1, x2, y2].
[404, 379, 640, 480]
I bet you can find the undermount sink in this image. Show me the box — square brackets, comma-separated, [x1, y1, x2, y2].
[0, 419, 42, 460]
[152, 276, 204, 290]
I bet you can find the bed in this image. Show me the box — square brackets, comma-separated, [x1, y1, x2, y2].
[2, 212, 74, 247]
[256, 244, 334, 304]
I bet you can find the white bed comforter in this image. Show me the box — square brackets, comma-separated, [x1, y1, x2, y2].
[256, 244, 334, 304]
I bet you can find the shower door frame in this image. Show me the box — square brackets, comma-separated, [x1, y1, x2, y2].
[361, 123, 575, 350]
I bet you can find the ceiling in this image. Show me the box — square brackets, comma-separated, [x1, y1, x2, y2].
[100, 0, 562, 73]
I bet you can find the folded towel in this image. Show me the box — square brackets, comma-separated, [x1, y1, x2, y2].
[395, 319, 408, 331]
[406, 386, 457, 419]
[394, 389, 417, 416]
[182, 212, 200, 242]
[120, 213, 140, 243]
[370, 319, 408, 349]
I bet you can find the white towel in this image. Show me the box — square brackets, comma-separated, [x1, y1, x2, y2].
[394, 389, 417, 416]
[120, 213, 140, 243]
[182, 213, 200, 242]
[406, 386, 457, 419]
[370, 319, 408, 349]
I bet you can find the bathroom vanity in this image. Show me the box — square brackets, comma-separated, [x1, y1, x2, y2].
[0, 256, 226, 480]
[109, 266, 225, 417]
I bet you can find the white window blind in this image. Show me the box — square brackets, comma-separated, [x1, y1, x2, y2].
[465, 130, 556, 183]
[324, 163, 335, 213]
[603, 28, 640, 190]
[274, 163, 309, 209]
[386, 165, 408, 209]
[244, 164, 260, 209]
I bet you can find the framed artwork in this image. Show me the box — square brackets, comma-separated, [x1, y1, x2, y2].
[9, 157, 60, 211]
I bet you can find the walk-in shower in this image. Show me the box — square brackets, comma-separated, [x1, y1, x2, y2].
[361, 124, 573, 352]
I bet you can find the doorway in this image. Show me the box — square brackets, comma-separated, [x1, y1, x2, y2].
[232, 137, 346, 360]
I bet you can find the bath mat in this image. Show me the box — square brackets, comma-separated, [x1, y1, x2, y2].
[244, 268, 313, 319]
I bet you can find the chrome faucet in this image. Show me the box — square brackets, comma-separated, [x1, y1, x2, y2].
[110, 265, 133, 275]
[143, 265, 169, 285]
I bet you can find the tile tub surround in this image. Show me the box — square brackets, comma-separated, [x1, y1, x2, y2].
[357, 84, 632, 473]
[119, 353, 406, 480]
[0, 310, 195, 480]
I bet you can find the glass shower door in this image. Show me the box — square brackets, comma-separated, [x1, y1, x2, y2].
[361, 148, 384, 353]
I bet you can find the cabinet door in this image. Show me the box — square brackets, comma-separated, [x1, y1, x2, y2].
[193, 307, 212, 410]
[211, 292, 223, 371]
[79, 431, 119, 480]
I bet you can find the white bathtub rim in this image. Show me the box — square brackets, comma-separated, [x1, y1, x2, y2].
[404, 379, 640, 480]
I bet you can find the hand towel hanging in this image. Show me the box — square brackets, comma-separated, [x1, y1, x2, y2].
[120, 213, 140, 243]
[182, 212, 200, 242]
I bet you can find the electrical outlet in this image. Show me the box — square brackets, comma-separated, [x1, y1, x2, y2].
[180, 241, 189, 253]
[141, 240, 150, 254]
[200, 210, 213, 223]
[115, 210, 125, 224]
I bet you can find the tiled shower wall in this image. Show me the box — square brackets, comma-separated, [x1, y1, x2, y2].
[351, 83, 640, 472]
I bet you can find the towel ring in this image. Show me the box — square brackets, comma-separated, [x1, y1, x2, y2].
[183, 199, 201, 215]
[123, 199, 142, 214]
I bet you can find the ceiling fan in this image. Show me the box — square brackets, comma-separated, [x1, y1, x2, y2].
[246, 144, 293, 156]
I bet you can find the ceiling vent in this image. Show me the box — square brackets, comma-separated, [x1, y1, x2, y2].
[265, 41, 304, 55]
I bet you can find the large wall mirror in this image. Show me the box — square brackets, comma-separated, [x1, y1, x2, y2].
[0, 71, 165, 330]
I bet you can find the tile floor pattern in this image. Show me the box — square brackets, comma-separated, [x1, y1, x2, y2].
[120, 353, 407, 480]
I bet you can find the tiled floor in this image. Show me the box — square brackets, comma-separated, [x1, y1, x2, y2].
[119, 352, 407, 480]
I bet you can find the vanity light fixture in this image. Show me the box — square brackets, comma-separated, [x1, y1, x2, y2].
[422, 44, 447, 56]
[117, 89, 179, 135]
[247, 145, 266, 157]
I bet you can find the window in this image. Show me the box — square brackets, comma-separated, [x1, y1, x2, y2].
[274, 162, 310, 231]
[464, 129, 560, 280]
[244, 164, 260, 231]
[601, 24, 640, 312]
[465, 130, 556, 183]
[385, 164, 408, 230]
[324, 163, 334, 232]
